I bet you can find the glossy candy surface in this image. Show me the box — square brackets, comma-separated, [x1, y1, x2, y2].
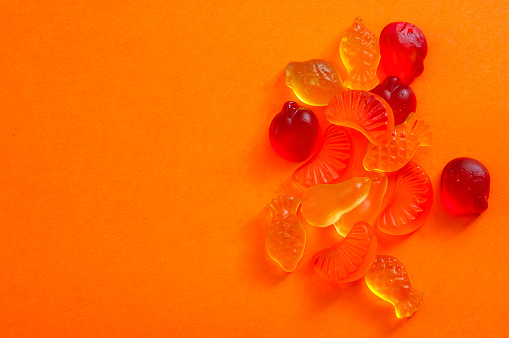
[312, 222, 377, 283]
[365, 255, 424, 318]
[301, 177, 371, 227]
[441, 158, 490, 214]
[363, 113, 432, 173]
[293, 125, 353, 189]
[266, 196, 306, 272]
[285, 59, 346, 106]
[269, 101, 319, 161]
[335, 172, 388, 236]
[377, 162, 433, 235]
[379, 22, 428, 84]
[326, 90, 394, 146]
[370, 76, 417, 125]
[340, 18, 380, 91]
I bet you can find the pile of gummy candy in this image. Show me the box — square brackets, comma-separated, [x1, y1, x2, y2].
[265, 19, 491, 319]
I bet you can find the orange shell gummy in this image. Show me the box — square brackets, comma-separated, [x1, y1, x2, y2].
[377, 162, 433, 235]
[326, 90, 394, 146]
[312, 221, 377, 283]
[293, 125, 353, 189]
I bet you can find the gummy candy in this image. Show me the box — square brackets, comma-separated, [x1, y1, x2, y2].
[301, 177, 371, 227]
[285, 59, 346, 106]
[370, 76, 417, 125]
[441, 157, 490, 214]
[363, 113, 432, 173]
[340, 18, 380, 90]
[293, 125, 353, 189]
[379, 22, 427, 84]
[377, 162, 433, 235]
[335, 172, 388, 236]
[365, 255, 424, 318]
[269, 101, 319, 161]
[266, 196, 306, 272]
[312, 221, 377, 283]
[326, 90, 394, 146]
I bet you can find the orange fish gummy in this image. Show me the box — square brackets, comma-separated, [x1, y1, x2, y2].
[293, 125, 353, 189]
[340, 18, 380, 91]
[266, 196, 306, 272]
[365, 255, 425, 318]
[377, 162, 433, 235]
[301, 177, 371, 227]
[326, 90, 395, 146]
[363, 113, 432, 172]
[285, 59, 346, 106]
[335, 172, 388, 236]
[312, 221, 377, 283]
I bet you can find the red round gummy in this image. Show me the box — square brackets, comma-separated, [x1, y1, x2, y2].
[269, 101, 319, 161]
[441, 158, 490, 214]
[379, 22, 427, 84]
[370, 76, 417, 125]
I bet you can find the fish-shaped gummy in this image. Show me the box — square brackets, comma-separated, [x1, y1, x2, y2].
[363, 113, 432, 172]
[301, 177, 371, 227]
[266, 196, 306, 272]
[365, 255, 425, 318]
[377, 162, 433, 235]
[335, 172, 388, 236]
[340, 18, 380, 91]
[293, 125, 353, 189]
[312, 221, 377, 283]
[285, 59, 346, 106]
[326, 90, 395, 146]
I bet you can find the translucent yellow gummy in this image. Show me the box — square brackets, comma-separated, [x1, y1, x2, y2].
[285, 59, 346, 106]
[334, 172, 388, 236]
[266, 196, 306, 272]
[339, 18, 380, 91]
[301, 177, 371, 227]
[363, 113, 432, 172]
[364, 255, 425, 318]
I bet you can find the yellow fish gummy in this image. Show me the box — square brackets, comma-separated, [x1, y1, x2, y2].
[364, 255, 425, 318]
[285, 59, 346, 106]
[340, 18, 380, 91]
[266, 196, 306, 272]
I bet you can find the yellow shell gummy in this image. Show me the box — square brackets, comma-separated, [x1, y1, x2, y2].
[363, 113, 432, 172]
[340, 18, 380, 91]
[301, 177, 371, 227]
[266, 196, 306, 272]
[285, 59, 346, 106]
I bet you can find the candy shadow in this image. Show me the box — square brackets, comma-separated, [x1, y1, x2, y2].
[239, 209, 290, 287]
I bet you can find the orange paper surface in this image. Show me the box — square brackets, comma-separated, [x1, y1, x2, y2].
[1, 1, 509, 336]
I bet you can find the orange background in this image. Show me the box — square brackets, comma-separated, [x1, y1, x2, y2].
[1, 1, 508, 336]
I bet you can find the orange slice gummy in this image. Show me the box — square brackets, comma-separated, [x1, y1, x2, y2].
[312, 221, 377, 283]
[293, 125, 353, 189]
[377, 162, 433, 235]
[326, 90, 394, 146]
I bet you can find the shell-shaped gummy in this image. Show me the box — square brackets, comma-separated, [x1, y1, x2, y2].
[312, 221, 377, 283]
[266, 196, 305, 272]
[377, 162, 433, 235]
[326, 90, 394, 146]
[363, 113, 432, 172]
[293, 125, 353, 189]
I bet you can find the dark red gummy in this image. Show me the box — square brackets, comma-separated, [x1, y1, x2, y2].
[370, 76, 417, 125]
[441, 158, 490, 214]
[379, 22, 428, 84]
[269, 101, 319, 161]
